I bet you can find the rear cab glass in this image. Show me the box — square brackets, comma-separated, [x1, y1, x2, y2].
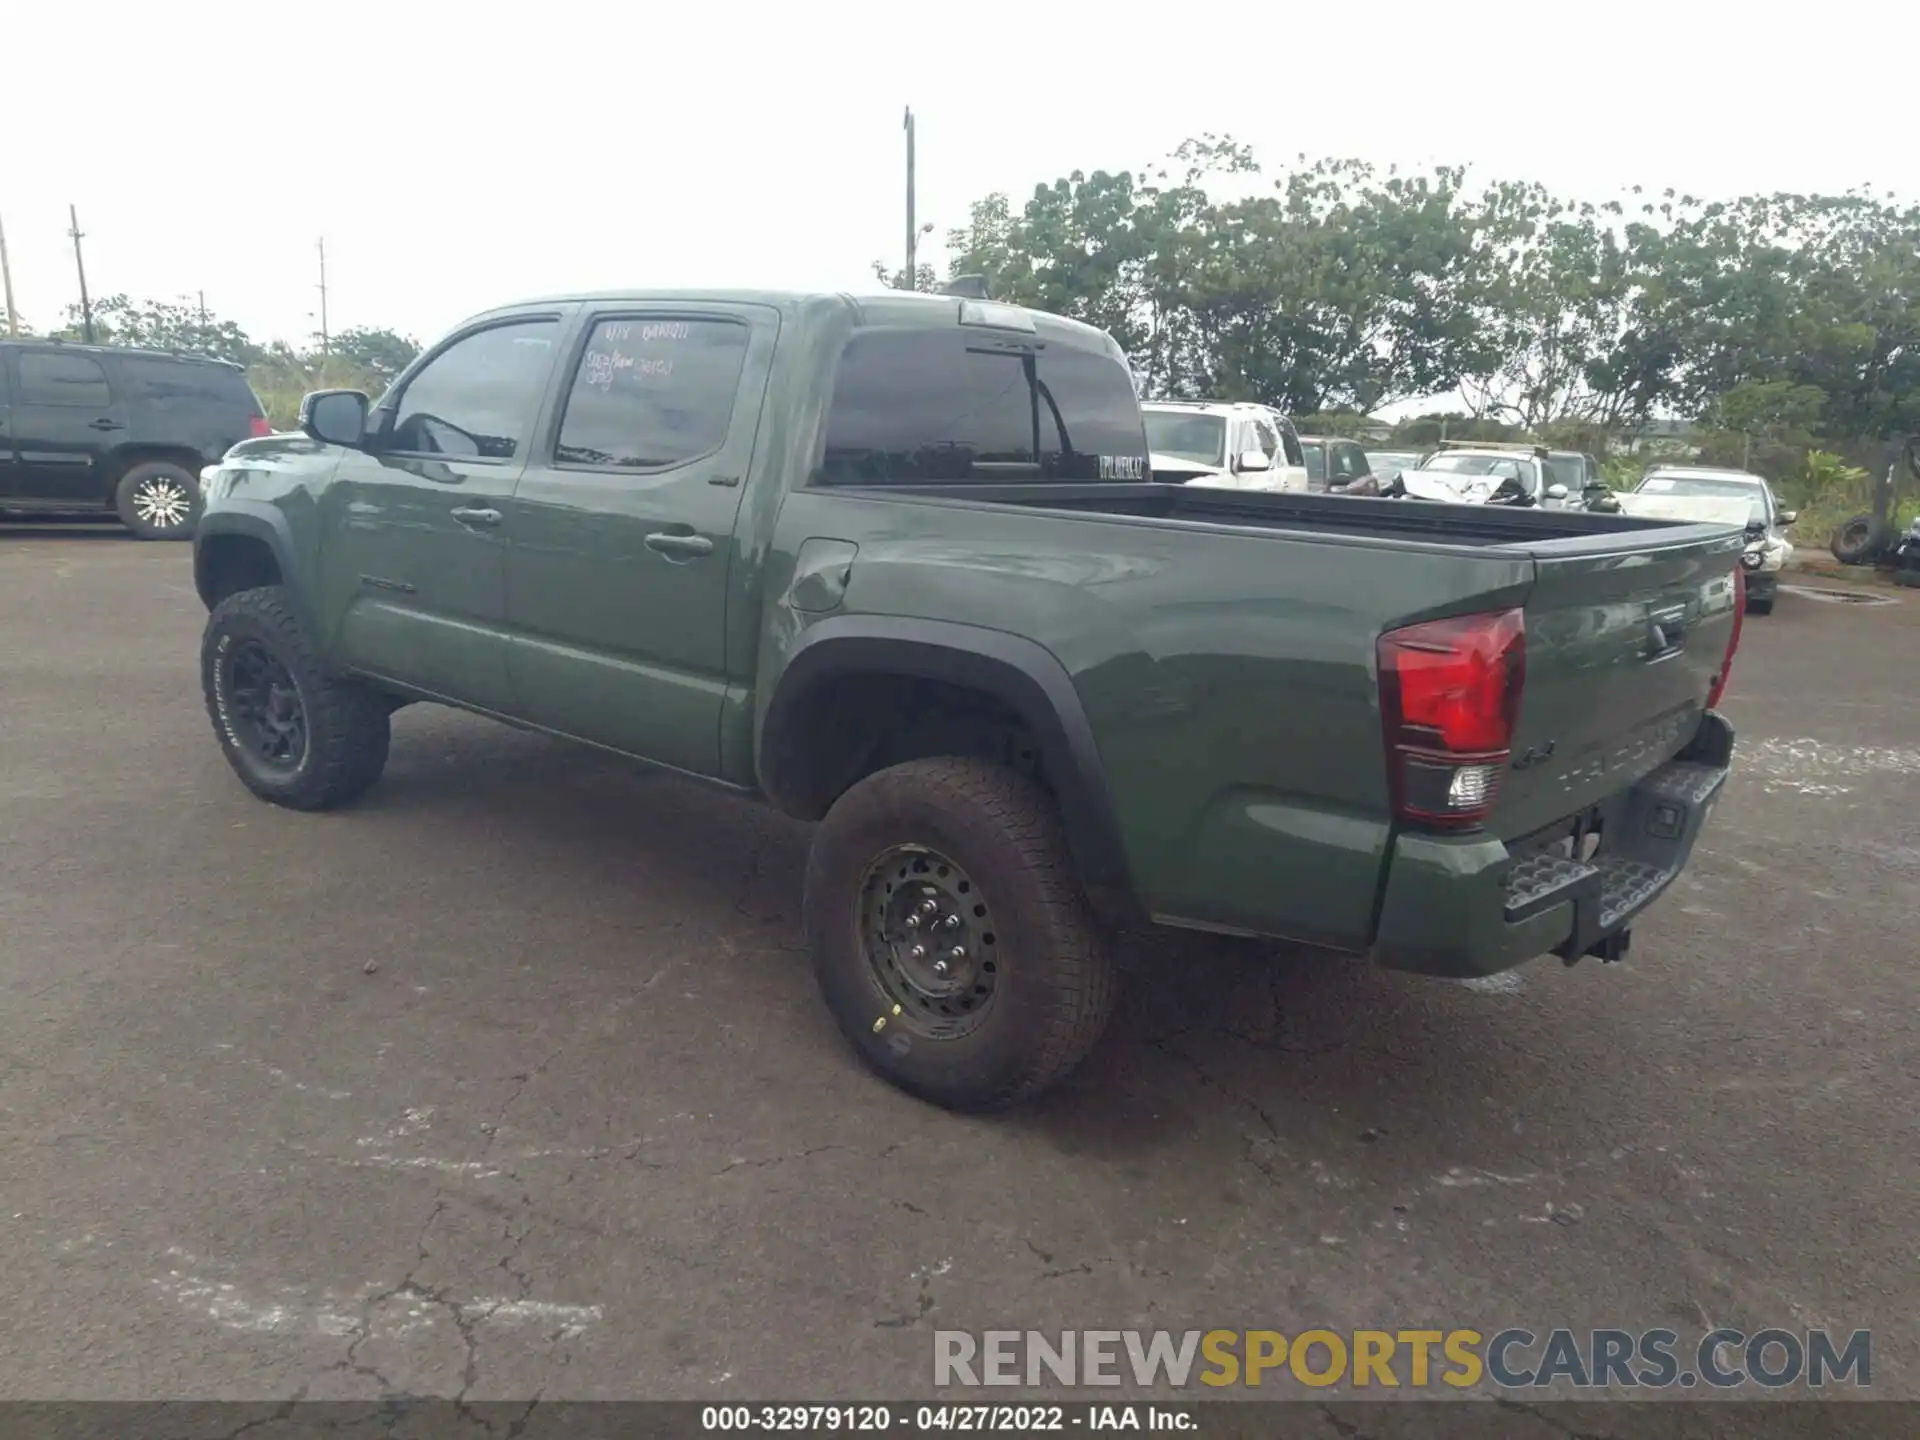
[816, 325, 1148, 485]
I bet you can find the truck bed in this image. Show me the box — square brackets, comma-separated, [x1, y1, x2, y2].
[872, 481, 1726, 552]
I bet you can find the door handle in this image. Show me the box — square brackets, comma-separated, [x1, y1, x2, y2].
[88, 418, 124, 431]
[451, 506, 503, 528]
[644, 531, 714, 558]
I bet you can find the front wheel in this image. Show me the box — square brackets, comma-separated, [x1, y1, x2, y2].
[115, 460, 200, 540]
[201, 586, 392, 811]
[803, 757, 1117, 1112]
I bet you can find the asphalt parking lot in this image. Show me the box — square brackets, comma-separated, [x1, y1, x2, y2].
[2, 525, 1916, 1412]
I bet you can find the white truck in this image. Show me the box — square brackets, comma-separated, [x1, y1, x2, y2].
[1140, 400, 1312, 493]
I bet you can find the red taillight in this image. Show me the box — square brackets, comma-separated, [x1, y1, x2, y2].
[1706, 564, 1744, 710]
[1378, 608, 1526, 829]
[249, 415, 272, 438]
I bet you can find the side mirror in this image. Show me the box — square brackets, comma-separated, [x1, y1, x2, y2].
[1237, 449, 1272, 473]
[300, 389, 369, 447]
[1545, 483, 1570, 502]
[1778, 509, 1798, 526]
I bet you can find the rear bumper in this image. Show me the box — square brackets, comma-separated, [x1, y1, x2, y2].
[1370, 713, 1734, 979]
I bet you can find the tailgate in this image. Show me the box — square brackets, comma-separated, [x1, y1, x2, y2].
[1493, 523, 1743, 840]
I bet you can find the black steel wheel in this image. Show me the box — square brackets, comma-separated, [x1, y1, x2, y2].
[804, 757, 1116, 1112]
[857, 843, 1001, 1040]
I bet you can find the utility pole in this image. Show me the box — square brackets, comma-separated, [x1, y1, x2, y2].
[198, 290, 207, 327]
[902, 107, 916, 291]
[316, 237, 330, 356]
[69, 204, 95, 343]
[0, 211, 18, 335]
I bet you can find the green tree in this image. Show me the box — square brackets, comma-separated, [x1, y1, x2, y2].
[55, 293, 258, 365]
[324, 326, 422, 386]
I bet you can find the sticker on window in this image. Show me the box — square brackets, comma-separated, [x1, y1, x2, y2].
[1099, 455, 1145, 480]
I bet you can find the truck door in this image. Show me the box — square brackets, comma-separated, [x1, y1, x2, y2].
[315, 314, 566, 713]
[504, 304, 778, 776]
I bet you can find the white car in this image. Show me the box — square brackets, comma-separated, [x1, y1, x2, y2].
[1617, 466, 1796, 615]
[1140, 401, 1312, 493]
[1395, 445, 1574, 508]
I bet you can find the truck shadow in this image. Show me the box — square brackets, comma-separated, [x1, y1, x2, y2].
[356, 714, 1627, 1180]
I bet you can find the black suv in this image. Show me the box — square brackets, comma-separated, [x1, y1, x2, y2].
[1, 340, 269, 539]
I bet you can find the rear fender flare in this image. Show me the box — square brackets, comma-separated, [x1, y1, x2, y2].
[759, 615, 1137, 920]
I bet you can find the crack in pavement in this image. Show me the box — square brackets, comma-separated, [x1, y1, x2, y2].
[713, 1144, 848, 1176]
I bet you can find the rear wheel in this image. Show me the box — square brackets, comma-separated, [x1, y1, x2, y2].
[114, 460, 200, 540]
[1830, 513, 1880, 566]
[1746, 594, 1775, 615]
[202, 586, 391, 810]
[803, 757, 1116, 1112]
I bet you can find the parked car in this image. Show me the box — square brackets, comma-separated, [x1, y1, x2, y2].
[1391, 442, 1573, 508]
[1360, 448, 1422, 489]
[1617, 466, 1795, 614]
[1299, 435, 1378, 494]
[193, 288, 1746, 1112]
[0, 339, 270, 538]
[1141, 400, 1311, 492]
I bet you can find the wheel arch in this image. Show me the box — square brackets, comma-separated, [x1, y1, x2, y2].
[759, 616, 1138, 920]
[194, 505, 305, 621]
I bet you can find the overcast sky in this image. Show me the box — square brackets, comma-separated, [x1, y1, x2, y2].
[4, 1, 1908, 353]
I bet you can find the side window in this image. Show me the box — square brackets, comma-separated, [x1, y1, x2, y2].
[388, 320, 558, 459]
[1347, 445, 1373, 477]
[19, 352, 111, 408]
[1277, 418, 1305, 468]
[1330, 445, 1357, 480]
[555, 317, 750, 470]
[817, 329, 1148, 485]
[1251, 417, 1280, 460]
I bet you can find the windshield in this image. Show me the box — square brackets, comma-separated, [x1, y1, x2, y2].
[1143, 411, 1226, 467]
[1366, 451, 1420, 472]
[1300, 441, 1327, 483]
[1544, 457, 1586, 492]
[1639, 475, 1770, 522]
[1423, 454, 1507, 475]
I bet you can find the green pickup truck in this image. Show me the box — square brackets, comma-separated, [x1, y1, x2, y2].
[192, 289, 1747, 1111]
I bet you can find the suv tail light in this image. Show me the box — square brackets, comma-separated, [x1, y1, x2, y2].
[1378, 608, 1526, 829]
[1706, 564, 1745, 710]
[249, 415, 272, 438]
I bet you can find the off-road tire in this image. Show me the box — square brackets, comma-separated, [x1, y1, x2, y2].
[1830, 513, 1880, 566]
[114, 460, 200, 540]
[803, 756, 1117, 1112]
[201, 585, 391, 811]
[1746, 594, 1776, 615]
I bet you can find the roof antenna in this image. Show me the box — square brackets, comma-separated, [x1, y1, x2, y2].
[939, 275, 991, 299]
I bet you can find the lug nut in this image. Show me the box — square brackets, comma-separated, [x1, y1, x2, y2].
[948, 946, 966, 962]
[918, 899, 939, 917]
[942, 914, 961, 930]
[909, 944, 927, 961]
[933, 959, 951, 976]
[904, 915, 920, 930]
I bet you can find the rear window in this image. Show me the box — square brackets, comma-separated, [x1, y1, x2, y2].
[816, 328, 1148, 485]
[116, 355, 260, 412]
